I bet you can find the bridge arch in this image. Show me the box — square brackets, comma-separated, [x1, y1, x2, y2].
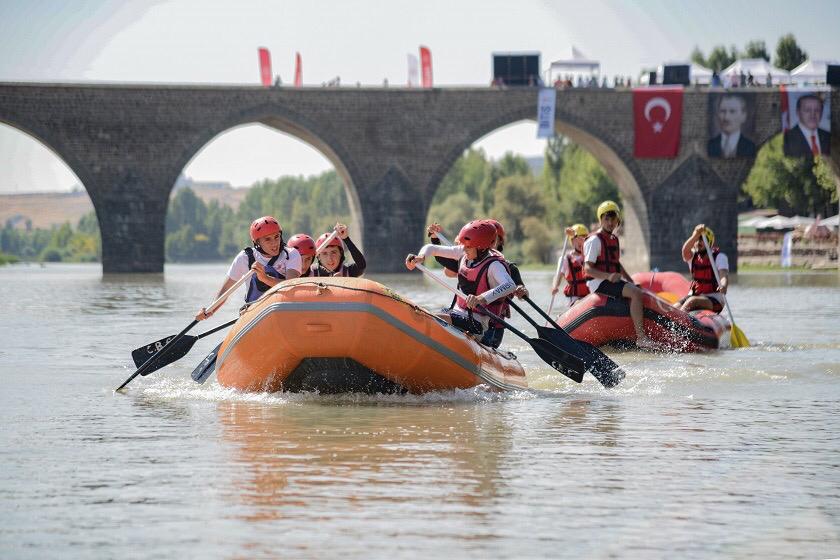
[0, 120, 103, 257]
[428, 108, 650, 270]
[171, 103, 365, 244]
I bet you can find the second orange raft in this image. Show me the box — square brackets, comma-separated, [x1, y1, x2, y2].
[556, 272, 731, 352]
[215, 277, 528, 394]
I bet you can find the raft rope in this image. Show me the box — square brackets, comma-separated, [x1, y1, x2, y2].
[238, 280, 517, 359]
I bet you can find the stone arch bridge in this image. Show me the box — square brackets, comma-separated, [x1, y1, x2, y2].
[1, 83, 837, 273]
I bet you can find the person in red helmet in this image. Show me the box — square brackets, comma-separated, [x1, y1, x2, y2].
[287, 234, 317, 277]
[482, 218, 529, 300]
[311, 223, 366, 277]
[406, 220, 516, 347]
[195, 216, 301, 319]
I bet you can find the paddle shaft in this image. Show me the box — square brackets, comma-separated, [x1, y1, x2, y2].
[116, 271, 254, 391]
[315, 229, 341, 256]
[547, 235, 569, 321]
[414, 264, 530, 340]
[701, 235, 737, 326]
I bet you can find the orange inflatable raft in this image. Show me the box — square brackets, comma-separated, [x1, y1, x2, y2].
[215, 277, 528, 394]
[556, 272, 730, 352]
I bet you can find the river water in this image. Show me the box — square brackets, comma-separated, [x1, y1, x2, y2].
[1, 263, 839, 558]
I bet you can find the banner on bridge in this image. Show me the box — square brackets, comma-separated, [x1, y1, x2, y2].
[633, 87, 683, 158]
[536, 88, 557, 138]
[781, 86, 831, 157]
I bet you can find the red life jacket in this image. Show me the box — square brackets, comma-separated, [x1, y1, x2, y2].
[689, 248, 720, 295]
[588, 230, 621, 273]
[563, 252, 591, 297]
[455, 253, 511, 325]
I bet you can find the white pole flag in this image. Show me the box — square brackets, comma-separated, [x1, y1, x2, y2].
[407, 54, 419, 87]
[536, 88, 557, 138]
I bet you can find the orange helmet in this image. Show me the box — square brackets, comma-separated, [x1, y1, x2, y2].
[315, 232, 343, 251]
[249, 216, 281, 242]
[287, 234, 316, 256]
[456, 220, 497, 250]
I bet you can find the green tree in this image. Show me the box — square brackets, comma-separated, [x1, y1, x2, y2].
[774, 34, 807, 71]
[167, 187, 208, 234]
[489, 175, 545, 245]
[743, 40, 769, 61]
[690, 46, 707, 67]
[743, 135, 836, 216]
[706, 45, 736, 72]
[554, 144, 621, 228]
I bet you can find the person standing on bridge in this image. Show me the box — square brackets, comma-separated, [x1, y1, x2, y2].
[195, 216, 301, 319]
[583, 201, 657, 349]
[311, 223, 367, 277]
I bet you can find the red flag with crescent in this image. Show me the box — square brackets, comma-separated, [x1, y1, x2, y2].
[258, 47, 272, 87]
[419, 46, 433, 88]
[294, 52, 302, 87]
[633, 87, 683, 158]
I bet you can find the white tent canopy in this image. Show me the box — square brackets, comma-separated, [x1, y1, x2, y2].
[722, 58, 790, 85]
[749, 215, 817, 229]
[819, 214, 839, 227]
[791, 59, 840, 85]
[548, 47, 600, 83]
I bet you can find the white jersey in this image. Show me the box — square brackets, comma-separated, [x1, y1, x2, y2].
[418, 244, 516, 330]
[226, 247, 302, 281]
[582, 235, 604, 293]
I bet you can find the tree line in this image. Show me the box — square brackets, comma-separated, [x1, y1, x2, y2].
[690, 34, 807, 72]
[1, 130, 836, 266]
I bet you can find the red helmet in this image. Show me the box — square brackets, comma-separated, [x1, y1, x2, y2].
[315, 232, 343, 251]
[249, 216, 281, 242]
[483, 219, 505, 243]
[287, 234, 316, 256]
[456, 220, 497, 250]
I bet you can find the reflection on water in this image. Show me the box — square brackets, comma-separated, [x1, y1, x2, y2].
[1, 263, 839, 558]
[217, 400, 513, 525]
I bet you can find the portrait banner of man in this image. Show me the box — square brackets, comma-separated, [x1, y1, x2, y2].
[781, 88, 831, 157]
[707, 92, 757, 158]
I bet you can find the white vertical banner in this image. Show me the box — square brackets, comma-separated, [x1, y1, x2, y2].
[407, 54, 419, 87]
[780, 230, 793, 267]
[536, 88, 557, 138]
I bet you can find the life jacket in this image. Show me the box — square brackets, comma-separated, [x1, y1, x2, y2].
[689, 247, 720, 295]
[311, 264, 350, 277]
[244, 247, 285, 302]
[455, 253, 510, 327]
[588, 229, 621, 273]
[563, 252, 591, 297]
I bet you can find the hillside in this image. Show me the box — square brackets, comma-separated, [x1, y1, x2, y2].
[0, 182, 249, 229]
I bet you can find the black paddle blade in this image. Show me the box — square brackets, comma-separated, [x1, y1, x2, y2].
[191, 342, 222, 384]
[575, 340, 626, 388]
[529, 337, 585, 383]
[132, 335, 199, 375]
[535, 325, 624, 388]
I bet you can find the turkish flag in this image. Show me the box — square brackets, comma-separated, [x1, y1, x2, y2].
[633, 87, 683, 158]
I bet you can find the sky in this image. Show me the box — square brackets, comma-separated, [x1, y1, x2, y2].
[1, 0, 839, 193]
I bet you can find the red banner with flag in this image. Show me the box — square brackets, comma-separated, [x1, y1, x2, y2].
[294, 52, 302, 87]
[633, 87, 683, 158]
[419, 46, 433, 88]
[258, 47, 272, 87]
